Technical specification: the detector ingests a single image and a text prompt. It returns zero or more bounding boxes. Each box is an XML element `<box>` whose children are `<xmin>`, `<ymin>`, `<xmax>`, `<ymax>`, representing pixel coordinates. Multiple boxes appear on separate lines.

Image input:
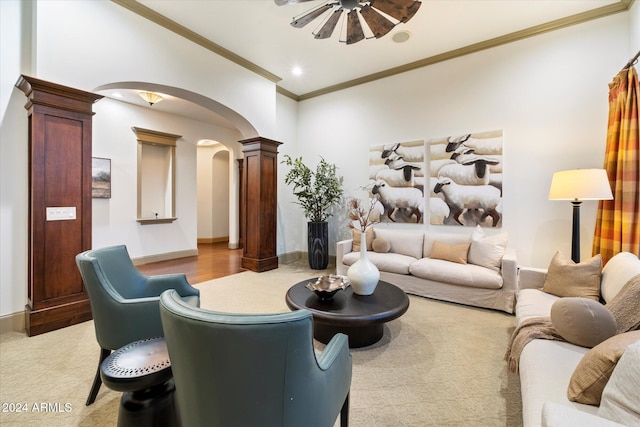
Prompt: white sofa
<box><xmin>336</xmin><ymin>226</ymin><xmax>518</xmax><ymax>313</ymax></box>
<box><xmin>516</xmin><ymin>252</ymin><xmax>640</xmax><ymax>427</ymax></box>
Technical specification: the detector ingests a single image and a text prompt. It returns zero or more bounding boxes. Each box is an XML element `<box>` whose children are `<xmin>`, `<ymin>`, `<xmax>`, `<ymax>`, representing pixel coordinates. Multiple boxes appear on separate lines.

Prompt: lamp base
<box><xmin>571</xmin><ymin>201</ymin><xmax>582</xmax><ymax>263</ymax></box>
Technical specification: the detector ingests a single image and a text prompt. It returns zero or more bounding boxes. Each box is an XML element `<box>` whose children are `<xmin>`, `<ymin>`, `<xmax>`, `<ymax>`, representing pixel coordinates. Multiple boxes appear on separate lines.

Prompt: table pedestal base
<box><xmin>315</xmin><ymin>323</ymin><xmax>384</xmax><ymax>348</ymax></box>
<box><xmin>118</xmin><ymin>378</ymin><xmax>178</xmax><ymax>427</ymax></box>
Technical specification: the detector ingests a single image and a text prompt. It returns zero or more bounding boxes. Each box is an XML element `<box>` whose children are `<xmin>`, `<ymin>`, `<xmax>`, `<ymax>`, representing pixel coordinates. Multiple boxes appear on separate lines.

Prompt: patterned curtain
<box><xmin>593</xmin><ymin>65</ymin><xmax>640</xmax><ymax>264</ymax></box>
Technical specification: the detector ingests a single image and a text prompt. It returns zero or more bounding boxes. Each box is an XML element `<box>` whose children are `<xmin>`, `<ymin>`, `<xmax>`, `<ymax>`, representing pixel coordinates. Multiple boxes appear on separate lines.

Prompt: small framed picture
<box><xmin>92</xmin><ymin>157</ymin><xmax>111</xmax><ymax>198</ymax></box>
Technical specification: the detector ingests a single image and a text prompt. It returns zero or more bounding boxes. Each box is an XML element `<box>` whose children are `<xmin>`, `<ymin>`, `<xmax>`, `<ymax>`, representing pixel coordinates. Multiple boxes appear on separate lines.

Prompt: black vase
<box><xmin>307</xmin><ymin>221</ymin><xmax>329</xmax><ymax>270</ymax></box>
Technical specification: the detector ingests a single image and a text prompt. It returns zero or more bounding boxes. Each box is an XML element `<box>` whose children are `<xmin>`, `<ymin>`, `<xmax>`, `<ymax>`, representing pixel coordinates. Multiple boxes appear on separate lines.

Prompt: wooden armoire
<box><xmin>16</xmin><ymin>75</ymin><xmax>103</xmax><ymax>336</ymax></box>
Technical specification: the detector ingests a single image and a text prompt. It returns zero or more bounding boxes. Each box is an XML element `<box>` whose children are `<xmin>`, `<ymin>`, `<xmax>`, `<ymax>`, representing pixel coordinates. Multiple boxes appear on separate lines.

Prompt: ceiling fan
<box><xmin>275</xmin><ymin>0</ymin><xmax>422</xmax><ymax>45</ymax></box>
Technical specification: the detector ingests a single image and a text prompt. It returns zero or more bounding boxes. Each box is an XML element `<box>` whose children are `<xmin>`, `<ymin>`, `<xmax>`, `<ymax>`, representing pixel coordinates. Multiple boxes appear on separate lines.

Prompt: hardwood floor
<box><xmin>136</xmin><ymin>242</ymin><xmax>245</xmax><ymax>284</ymax></box>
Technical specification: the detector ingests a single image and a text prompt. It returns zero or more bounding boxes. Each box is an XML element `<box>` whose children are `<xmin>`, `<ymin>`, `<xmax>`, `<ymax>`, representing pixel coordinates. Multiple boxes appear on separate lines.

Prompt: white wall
<box><xmin>297</xmin><ymin>12</ymin><xmax>632</xmax><ymax>269</ymax></box>
<box><xmin>197</xmin><ymin>145</ymin><xmax>230</xmax><ymax>240</ymax></box>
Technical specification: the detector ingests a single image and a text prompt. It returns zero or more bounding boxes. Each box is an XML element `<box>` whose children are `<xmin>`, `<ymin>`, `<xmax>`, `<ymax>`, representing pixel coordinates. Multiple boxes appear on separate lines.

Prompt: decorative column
<box><xmin>16</xmin><ymin>75</ymin><xmax>103</xmax><ymax>336</ymax></box>
<box><xmin>239</xmin><ymin>137</ymin><xmax>282</xmax><ymax>272</ymax></box>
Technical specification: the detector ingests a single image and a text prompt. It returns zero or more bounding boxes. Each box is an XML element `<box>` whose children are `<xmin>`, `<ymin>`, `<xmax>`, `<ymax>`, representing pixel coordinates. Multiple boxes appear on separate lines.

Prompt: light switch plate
<box><xmin>46</xmin><ymin>207</ymin><xmax>76</xmax><ymax>221</ymax></box>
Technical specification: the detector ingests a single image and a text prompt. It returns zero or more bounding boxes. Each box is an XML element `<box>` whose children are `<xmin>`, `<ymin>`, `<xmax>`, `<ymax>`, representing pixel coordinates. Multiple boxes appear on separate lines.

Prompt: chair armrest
<box><xmin>519</xmin><ymin>267</ymin><xmax>547</xmax><ymax>290</ymax></box>
<box><xmin>316</xmin><ymin>333</ymin><xmax>350</xmax><ymax>371</ymax></box>
<box><xmin>145</xmin><ymin>274</ymin><xmax>200</xmax><ymax>297</ymax></box>
<box><xmin>500</xmin><ymin>247</ymin><xmax>518</xmax><ymax>293</ymax></box>
<box><xmin>97</xmin><ymin>296</ymin><xmax>166</xmax><ymax>348</ymax></box>
<box><xmin>336</xmin><ymin>240</ymin><xmax>353</xmax><ymax>276</ymax></box>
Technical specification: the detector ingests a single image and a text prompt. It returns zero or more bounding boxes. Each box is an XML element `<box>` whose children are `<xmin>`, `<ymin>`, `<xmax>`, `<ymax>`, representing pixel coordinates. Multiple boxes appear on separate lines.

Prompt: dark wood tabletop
<box><xmin>286</xmin><ymin>279</ymin><xmax>410</xmax><ymax>347</ymax></box>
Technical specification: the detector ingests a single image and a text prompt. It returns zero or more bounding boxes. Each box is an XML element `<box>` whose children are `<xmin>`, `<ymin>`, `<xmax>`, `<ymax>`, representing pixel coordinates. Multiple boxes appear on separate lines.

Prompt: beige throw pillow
<box><xmin>467</xmin><ymin>225</ymin><xmax>509</xmax><ymax>271</ymax></box>
<box><xmin>567</xmin><ymin>331</ymin><xmax>640</xmax><ymax>405</ymax></box>
<box><xmin>597</xmin><ymin>341</ymin><xmax>640</xmax><ymax>425</ymax></box>
<box><xmin>429</xmin><ymin>241</ymin><xmax>470</xmax><ymax>264</ymax></box>
<box><xmin>372</xmin><ymin>237</ymin><xmax>390</xmax><ymax>253</ymax></box>
<box><xmin>550</xmin><ymin>297</ymin><xmax>617</xmax><ymax>348</ymax></box>
<box><xmin>542</xmin><ymin>252</ymin><xmax>602</xmax><ymax>300</ymax></box>
<box><xmin>605</xmin><ymin>274</ymin><xmax>640</xmax><ymax>333</ymax></box>
<box><xmin>352</xmin><ymin>228</ymin><xmax>373</xmax><ymax>252</ymax></box>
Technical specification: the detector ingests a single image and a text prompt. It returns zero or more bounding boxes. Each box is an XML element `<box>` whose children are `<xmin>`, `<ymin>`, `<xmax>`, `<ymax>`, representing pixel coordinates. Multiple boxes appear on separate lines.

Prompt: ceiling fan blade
<box><xmin>275</xmin><ymin>0</ymin><xmax>317</xmax><ymax>5</ymax></box>
<box><xmin>291</xmin><ymin>4</ymin><xmax>333</xmax><ymax>28</ymax></box>
<box><xmin>314</xmin><ymin>9</ymin><xmax>342</xmax><ymax>39</ymax></box>
<box><xmin>346</xmin><ymin>9</ymin><xmax>365</xmax><ymax>45</ymax></box>
<box><xmin>371</xmin><ymin>0</ymin><xmax>421</xmax><ymax>23</ymax></box>
<box><xmin>359</xmin><ymin>4</ymin><xmax>395</xmax><ymax>38</ymax></box>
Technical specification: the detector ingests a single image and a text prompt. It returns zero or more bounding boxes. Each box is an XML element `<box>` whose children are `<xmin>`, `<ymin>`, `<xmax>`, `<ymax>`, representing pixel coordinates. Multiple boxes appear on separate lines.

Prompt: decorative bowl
<box><xmin>306</xmin><ymin>275</ymin><xmax>349</xmax><ymax>302</ymax></box>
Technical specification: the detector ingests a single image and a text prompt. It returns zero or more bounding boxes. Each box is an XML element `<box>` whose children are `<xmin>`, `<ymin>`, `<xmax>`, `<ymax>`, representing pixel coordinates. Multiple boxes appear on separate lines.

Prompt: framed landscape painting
<box><xmin>92</xmin><ymin>157</ymin><xmax>111</xmax><ymax>199</ymax></box>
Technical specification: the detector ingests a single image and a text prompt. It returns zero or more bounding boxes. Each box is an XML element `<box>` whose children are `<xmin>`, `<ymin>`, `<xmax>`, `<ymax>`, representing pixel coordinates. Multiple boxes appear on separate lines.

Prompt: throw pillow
<box><xmin>467</xmin><ymin>225</ymin><xmax>509</xmax><ymax>271</ymax></box>
<box><xmin>567</xmin><ymin>331</ymin><xmax>640</xmax><ymax>405</ymax></box>
<box><xmin>542</xmin><ymin>251</ymin><xmax>602</xmax><ymax>300</ymax></box>
<box><xmin>429</xmin><ymin>241</ymin><xmax>470</xmax><ymax>264</ymax></box>
<box><xmin>550</xmin><ymin>297</ymin><xmax>617</xmax><ymax>348</ymax></box>
<box><xmin>605</xmin><ymin>274</ymin><xmax>640</xmax><ymax>334</ymax></box>
<box><xmin>352</xmin><ymin>228</ymin><xmax>373</xmax><ymax>252</ymax></box>
<box><xmin>372</xmin><ymin>237</ymin><xmax>390</xmax><ymax>253</ymax></box>
<box><xmin>598</xmin><ymin>341</ymin><xmax>640</xmax><ymax>425</ymax></box>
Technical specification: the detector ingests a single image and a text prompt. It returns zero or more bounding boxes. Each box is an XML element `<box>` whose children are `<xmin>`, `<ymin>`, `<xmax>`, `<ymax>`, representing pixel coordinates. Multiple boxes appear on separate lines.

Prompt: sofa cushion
<box><xmin>374</xmin><ymin>228</ymin><xmax>423</xmax><ymax>259</ymax></box>
<box><xmin>600</xmin><ymin>252</ymin><xmax>640</xmax><ymax>303</ymax></box>
<box><xmin>341</xmin><ymin>251</ymin><xmax>415</xmax><ymax>275</ymax></box>
<box><xmin>409</xmin><ymin>258</ymin><xmax>503</xmax><ymax>289</ymax></box>
<box><xmin>352</xmin><ymin>228</ymin><xmax>373</xmax><ymax>252</ymax></box>
<box><xmin>597</xmin><ymin>340</ymin><xmax>640</xmax><ymax>425</ymax></box>
<box><xmin>550</xmin><ymin>298</ymin><xmax>617</xmax><ymax>348</ymax></box>
<box><xmin>515</xmin><ymin>288</ymin><xmax>560</xmax><ymax>325</ymax></box>
<box><xmin>429</xmin><ymin>241</ymin><xmax>470</xmax><ymax>264</ymax></box>
<box><xmin>468</xmin><ymin>225</ymin><xmax>509</xmax><ymax>271</ymax></box>
<box><xmin>423</xmin><ymin>232</ymin><xmax>470</xmax><ymax>258</ymax></box>
<box><xmin>542</xmin><ymin>252</ymin><xmax>602</xmax><ymax>301</ymax></box>
<box><xmin>372</xmin><ymin>237</ymin><xmax>390</xmax><ymax>253</ymax></box>
<box><xmin>568</xmin><ymin>331</ymin><xmax>640</xmax><ymax>406</ymax></box>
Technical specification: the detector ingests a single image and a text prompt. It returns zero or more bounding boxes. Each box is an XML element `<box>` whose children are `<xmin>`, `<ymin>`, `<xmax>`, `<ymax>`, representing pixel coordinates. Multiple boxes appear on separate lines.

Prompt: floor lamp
<box><xmin>549</xmin><ymin>169</ymin><xmax>613</xmax><ymax>263</ymax></box>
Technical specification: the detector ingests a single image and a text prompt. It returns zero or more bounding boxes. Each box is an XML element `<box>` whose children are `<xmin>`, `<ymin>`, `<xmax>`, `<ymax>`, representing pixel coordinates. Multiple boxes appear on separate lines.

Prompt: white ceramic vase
<box><xmin>347</xmin><ymin>231</ymin><xmax>380</xmax><ymax>296</ymax></box>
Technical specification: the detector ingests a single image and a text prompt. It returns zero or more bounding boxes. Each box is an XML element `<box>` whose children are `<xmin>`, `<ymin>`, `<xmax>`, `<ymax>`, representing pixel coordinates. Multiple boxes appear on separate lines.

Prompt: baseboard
<box><xmin>197</xmin><ymin>236</ymin><xmax>229</xmax><ymax>244</ymax></box>
<box><xmin>131</xmin><ymin>249</ymin><xmax>199</xmax><ymax>266</ymax></box>
<box><xmin>0</xmin><ymin>311</ymin><xmax>25</xmax><ymax>334</ymax></box>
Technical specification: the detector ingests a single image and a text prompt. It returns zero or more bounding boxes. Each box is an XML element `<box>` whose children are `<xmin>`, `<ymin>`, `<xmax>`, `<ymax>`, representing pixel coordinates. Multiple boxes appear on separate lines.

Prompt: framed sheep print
<box><xmin>92</xmin><ymin>157</ymin><xmax>111</xmax><ymax>199</ymax></box>
<box><xmin>369</xmin><ymin>140</ymin><xmax>425</xmax><ymax>224</ymax></box>
<box><xmin>428</xmin><ymin>130</ymin><xmax>503</xmax><ymax>227</ymax></box>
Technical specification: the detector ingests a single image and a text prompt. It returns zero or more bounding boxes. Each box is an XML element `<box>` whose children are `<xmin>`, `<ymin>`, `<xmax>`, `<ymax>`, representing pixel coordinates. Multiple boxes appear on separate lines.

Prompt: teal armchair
<box><xmin>159</xmin><ymin>289</ymin><xmax>352</xmax><ymax>427</ymax></box>
<box><xmin>76</xmin><ymin>245</ymin><xmax>199</xmax><ymax>405</ymax></box>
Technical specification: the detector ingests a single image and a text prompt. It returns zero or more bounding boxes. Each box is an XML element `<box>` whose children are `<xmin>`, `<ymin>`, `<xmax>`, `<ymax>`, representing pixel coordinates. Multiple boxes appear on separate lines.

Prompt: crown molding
<box><xmin>112</xmin><ymin>0</ymin><xmax>633</xmax><ymax>102</ymax></box>
<box><xmin>111</xmin><ymin>0</ymin><xmax>282</xmax><ymax>84</ymax></box>
<box><xmin>297</xmin><ymin>0</ymin><xmax>634</xmax><ymax>100</ymax></box>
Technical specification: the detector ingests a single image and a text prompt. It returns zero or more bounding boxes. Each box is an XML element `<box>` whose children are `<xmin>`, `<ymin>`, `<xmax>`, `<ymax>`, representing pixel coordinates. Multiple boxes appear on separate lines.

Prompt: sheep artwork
<box><xmin>438</xmin><ymin>154</ymin><xmax>501</xmax><ymax>186</ymax></box>
<box><xmin>428</xmin><ymin>130</ymin><xmax>503</xmax><ymax>226</ymax></box>
<box><xmin>371</xmin><ymin>180</ymin><xmax>423</xmax><ymax>223</ymax></box>
<box><xmin>433</xmin><ymin>177</ymin><xmax>501</xmax><ymax>227</ymax></box>
<box><xmin>381</xmin><ymin>142</ymin><xmax>425</xmax><ymax>163</ymax></box>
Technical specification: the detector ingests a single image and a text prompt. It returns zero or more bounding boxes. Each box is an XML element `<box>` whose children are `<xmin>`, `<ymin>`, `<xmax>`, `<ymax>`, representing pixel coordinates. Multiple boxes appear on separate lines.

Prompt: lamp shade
<box><xmin>548</xmin><ymin>169</ymin><xmax>613</xmax><ymax>201</ymax></box>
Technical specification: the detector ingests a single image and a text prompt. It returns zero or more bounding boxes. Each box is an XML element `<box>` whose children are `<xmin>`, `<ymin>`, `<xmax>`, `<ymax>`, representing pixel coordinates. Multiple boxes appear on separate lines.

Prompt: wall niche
<box><xmin>132</xmin><ymin>127</ymin><xmax>180</xmax><ymax>224</ymax></box>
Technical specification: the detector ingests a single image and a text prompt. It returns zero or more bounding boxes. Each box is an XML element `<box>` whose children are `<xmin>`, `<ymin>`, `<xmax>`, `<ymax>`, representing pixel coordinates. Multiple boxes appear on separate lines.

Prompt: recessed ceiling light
<box><xmin>292</xmin><ymin>66</ymin><xmax>303</xmax><ymax>76</ymax></box>
<box><xmin>112</xmin><ymin>92</ymin><xmax>124</xmax><ymax>98</ymax></box>
<box><xmin>392</xmin><ymin>31</ymin><xmax>411</xmax><ymax>43</ymax></box>
<box><xmin>198</xmin><ymin>139</ymin><xmax>220</xmax><ymax>146</ymax></box>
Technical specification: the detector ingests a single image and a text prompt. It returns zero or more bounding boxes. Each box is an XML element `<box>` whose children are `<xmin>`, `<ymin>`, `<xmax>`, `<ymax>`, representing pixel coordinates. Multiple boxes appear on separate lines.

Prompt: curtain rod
<box><xmin>622</xmin><ymin>50</ymin><xmax>640</xmax><ymax>70</ymax></box>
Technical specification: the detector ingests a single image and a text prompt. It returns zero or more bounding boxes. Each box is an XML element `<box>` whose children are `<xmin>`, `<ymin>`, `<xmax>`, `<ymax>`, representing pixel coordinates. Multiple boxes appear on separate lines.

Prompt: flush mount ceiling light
<box><xmin>139</xmin><ymin>91</ymin><xmax>163</xmax><ymax>106</ymax></box>
<box><xmin>275</xmin><ymin>0</ymin><xmax>421</xmax><ymax>45</ymax></box>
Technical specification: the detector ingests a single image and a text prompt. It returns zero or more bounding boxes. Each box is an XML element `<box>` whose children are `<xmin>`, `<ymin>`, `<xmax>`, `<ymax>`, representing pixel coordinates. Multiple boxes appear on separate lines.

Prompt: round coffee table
<box><xmin>286</xmin><ymin>279</ymin><xmax>409</xmax><ymax>348</ymax></box>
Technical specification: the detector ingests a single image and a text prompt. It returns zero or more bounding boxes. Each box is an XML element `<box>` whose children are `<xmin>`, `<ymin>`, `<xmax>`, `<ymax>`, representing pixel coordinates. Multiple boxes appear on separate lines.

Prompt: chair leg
<box><xmin>340</xmin><ymin>393</ymin><xmax>349</xmax><ymax>427</ymax></box>
<box><xmin>86</xmin><ymin>348</ymin><xmax>111</xmax><ymax>406</ymax></box>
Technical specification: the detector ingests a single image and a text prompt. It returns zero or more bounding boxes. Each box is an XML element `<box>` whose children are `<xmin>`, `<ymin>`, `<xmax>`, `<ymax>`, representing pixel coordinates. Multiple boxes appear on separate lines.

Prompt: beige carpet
<box><xmin>0</xmin><ymin>262</ymin><xmax>522</xmax><ymax>426</ymax></box>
